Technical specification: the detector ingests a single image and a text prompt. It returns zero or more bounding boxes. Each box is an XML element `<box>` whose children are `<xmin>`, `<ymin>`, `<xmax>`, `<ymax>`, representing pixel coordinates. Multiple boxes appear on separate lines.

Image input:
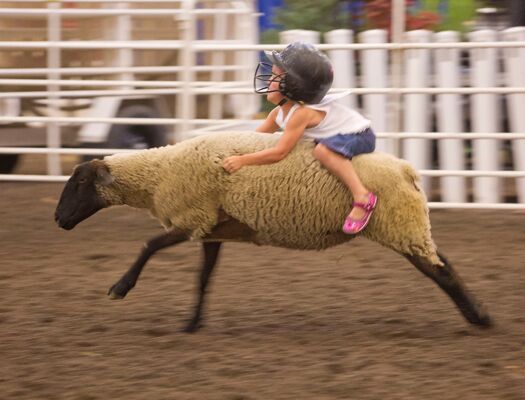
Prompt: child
<box><xmin>222</xmin><ymin>42</ymin><xmax>377</xmax><ymax>234</ymax></box>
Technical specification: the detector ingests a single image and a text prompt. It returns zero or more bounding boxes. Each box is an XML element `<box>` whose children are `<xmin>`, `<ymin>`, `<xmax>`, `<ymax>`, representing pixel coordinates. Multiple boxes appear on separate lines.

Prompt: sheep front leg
<box><xmin>403</xmin><ymin>251</ymin><xmax>492</xmax><ymax>327</ymax></box>
<box><xmin>181</xmin><ymin>216</ymin><xmax>251</xmax><ymax>332</ymax></box>
<box><xmin>182</xmin><ymin>241</ymin><xmax>222</xmax><ymax>333</ymax></box>
<box><xmin>108</xmin><ymin>229</ymin><xmax>188</xmax><ymax>299</ymax></box>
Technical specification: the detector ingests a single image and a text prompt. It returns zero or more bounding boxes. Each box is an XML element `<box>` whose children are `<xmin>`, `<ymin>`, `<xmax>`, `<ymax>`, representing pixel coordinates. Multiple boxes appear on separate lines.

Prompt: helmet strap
<box><xmin>278</xmin><ymin>98</ymin><xmax>288</xmax><ymax>107</ymax></box>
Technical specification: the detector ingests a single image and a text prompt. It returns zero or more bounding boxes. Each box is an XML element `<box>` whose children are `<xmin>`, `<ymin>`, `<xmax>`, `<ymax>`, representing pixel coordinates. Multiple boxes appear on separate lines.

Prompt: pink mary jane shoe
<box><xmin>342</xmin><ymin>192</ymin><xmax>378</xmax><ymax>235</ymax></box>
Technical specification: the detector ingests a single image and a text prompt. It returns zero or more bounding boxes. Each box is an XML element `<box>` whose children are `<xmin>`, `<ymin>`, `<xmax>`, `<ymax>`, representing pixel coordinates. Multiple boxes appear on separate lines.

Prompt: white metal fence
<box><xmin>0</xmin><ymin>2</ymin><xmax>524</xmax><ymax>210</ymax></box>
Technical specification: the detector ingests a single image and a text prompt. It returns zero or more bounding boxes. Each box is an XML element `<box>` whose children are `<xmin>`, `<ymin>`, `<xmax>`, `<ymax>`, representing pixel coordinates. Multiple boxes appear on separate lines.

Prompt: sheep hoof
<box><xmin>181</xmin><ymin>320</ymin><xmax>202</xmax><ymax>333</ymax></box>
<box><xmin>479</xmin><ymin>315</ymin><xmax>493</xmax><ymax>328</ymax></box>
<box><xmin>108</xmin><ymin>291</ymin><xmax>124</xmax><ymax>300</ymax></box>
<box><xmin>107</xmin><ymin>280</ymin><xmax>132</xmax><ymax>300</ymax></box>
<box><xmin>468</xmin><ymin>309</ymin><xmax>493</xmax><ymax>328</ymax></box>
<box><xmin>460</xmin><ymin>301</ymin><xmax>493</xmax><ymax>328</ymax></box>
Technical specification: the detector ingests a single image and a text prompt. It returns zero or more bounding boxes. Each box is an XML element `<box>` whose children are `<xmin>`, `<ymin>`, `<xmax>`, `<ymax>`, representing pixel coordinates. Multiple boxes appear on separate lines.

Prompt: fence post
<box><xmin>176</xmin><ymin>0</ymin><xmax>197</xmax><ymax>143</ymax></box>
<box><xmin>434</xmin><ymin>31</ymin><xmax>466</xmax><ymax>203</ymax></box>
<box><xmin>403</xmin><ymin>30</ymin><xmax>432</xmax><ymax>195</ymax></box>
<box><xmin>468</xmin><ymin>29</ymin><xmax>501</xmax><ymax>203</ymax></box>
<box><xmin>324</xmin><ymin>29</ymin><xmax>355</xmax><ymax>108</ymax></box>
<box><xmin>230</xmin><ymin>1</ymin><xmax>259</xmax><ymax>120</ymax></box>
<box><xmin>359</xmin><ymin>29</ymin><xmax>391</xmax><ymax>154</ymax></box>
<box><xmin>46</xmin><ymin>1</ymin><xmax>62</xmax><ymax>176</ymax></box>
<box><xmin>502</xmin><ymin>27</ymin><xmax>525</xmax><ymax>203</ymax></box>
<box><xmin>279</xmin><ymin>29</ymin><xmax>320</xmax><ymax>45</ymax></box>
<box><xmin>113</xmin><ymin>2</ymin><xmax>133</xmax><ymax>87</ymax></box>
<box><xmin>209</xmin><ymin>12</ymin><xmax>228</xmax><ymax>119</ymax></box>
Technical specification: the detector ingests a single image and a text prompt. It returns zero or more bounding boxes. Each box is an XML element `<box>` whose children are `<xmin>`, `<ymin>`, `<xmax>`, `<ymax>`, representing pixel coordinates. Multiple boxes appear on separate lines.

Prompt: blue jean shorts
<box><xmin>314</xmin><ymin>127</ymin><xmax>376</xmax><ymax>159</ymax></box>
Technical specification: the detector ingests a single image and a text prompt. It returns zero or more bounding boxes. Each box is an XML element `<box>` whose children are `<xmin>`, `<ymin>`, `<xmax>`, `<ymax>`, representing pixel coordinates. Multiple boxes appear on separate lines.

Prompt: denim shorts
<box><xmin>314</xmin><ymin>127</ymin><xmax>376</xmax><ymax>159</ymax></box>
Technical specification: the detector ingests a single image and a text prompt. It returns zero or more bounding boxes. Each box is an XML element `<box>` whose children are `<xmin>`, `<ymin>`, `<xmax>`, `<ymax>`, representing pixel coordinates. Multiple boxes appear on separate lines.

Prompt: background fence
<box><xmin>0</xmin><ymin>1</ymin><xmax>524</xmax><ymax>210</ymax></box>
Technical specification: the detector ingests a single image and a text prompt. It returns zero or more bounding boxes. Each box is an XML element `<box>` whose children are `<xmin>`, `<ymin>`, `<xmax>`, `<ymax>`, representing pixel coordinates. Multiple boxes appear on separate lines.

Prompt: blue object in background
<box><xmin>347</xmin><ymin>0</ymin><xmax>365</xmax><ymax>31</ymax></box>
<box><xmin>257</xmin><ymin>0</ymin><xmax>284</xmax><ymax>31</ymax></box>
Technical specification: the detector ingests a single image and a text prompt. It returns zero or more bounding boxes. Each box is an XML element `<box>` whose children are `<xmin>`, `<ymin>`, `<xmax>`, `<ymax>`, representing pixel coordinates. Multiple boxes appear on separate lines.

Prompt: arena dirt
<box><xmin>1</xmin><ymin>156</ymin><xmax>524</xmax><ymax>399</ymax></box>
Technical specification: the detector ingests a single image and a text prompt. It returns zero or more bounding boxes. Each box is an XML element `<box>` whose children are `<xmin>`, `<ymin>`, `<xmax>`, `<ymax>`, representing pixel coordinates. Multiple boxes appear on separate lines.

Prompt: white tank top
<box><xmin>275</xmin><ymin>91</ymin><xmax>371</xmax><ymax>140</ymax></box>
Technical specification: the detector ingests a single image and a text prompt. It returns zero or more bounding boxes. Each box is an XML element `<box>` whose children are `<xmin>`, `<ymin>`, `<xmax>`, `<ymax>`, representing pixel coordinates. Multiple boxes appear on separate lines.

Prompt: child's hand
<box><xmin>223</xmin><ymin>155</ymin><xmax>245</xmax><ymax>173</ymax></box>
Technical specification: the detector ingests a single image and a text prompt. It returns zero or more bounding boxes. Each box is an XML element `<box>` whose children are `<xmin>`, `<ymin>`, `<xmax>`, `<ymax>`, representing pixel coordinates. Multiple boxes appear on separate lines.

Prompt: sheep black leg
<box><xmin>182</xmin><ymin>241</ymin><xmax>222</xmax><ymax>333</ymax></box>
<box><xmin>108</xmin><ymin>229</ymin><xmax>188</xmax><ymax>299</ymax></box>
<box><xmin>403</xmin><ymin>251</ymin><xmax>492</xmax><ymax>327</ymax></box>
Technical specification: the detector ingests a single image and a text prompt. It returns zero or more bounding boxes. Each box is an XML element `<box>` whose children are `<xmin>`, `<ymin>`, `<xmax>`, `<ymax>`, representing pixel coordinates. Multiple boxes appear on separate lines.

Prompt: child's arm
<box><xmin>223</xmin><ymin>107</ymin><xmax>310</xmax><ymax>173</ymax></box>
<box><xmin>255</xmin><ymin>107</ymin><xmax>280</xmax><ymax>133</ymax></box>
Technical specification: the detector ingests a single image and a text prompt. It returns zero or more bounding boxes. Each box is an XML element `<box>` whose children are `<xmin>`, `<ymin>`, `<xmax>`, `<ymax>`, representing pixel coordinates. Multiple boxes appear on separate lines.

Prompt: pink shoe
<box><xmin>342</xmin><ymin>192</ymin><xmax>378</xmax><ymax>234</ymax></box>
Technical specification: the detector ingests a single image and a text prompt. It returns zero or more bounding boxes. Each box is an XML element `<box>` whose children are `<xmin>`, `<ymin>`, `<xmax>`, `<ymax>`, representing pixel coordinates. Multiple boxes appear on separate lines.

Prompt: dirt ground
<box><xmin>1</xmin><ymin>157</ymin><xmax>525</xmax><ymax>400</ymax></box>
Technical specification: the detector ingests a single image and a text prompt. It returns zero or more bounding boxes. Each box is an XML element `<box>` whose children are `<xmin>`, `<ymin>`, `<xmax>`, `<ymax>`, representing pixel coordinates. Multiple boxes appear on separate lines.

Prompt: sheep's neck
<box><xmin>105</xmin><ymin>154</ymin><xmax>161</xmax><ymax>210</ymax></box>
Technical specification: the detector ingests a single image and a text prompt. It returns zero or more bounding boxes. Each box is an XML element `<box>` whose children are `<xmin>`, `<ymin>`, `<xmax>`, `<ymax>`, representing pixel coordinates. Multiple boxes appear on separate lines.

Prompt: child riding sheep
<box><xmin>223</xmin><ymin>42</ymin><xmax>377</xmax><ymax>234</ymax></box>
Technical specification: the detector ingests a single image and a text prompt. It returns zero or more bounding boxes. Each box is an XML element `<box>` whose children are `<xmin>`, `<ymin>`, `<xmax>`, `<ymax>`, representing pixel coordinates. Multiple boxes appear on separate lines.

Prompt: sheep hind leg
<box><xmin>403</xmin><ymin>251</ymin><xmax>493</xmax><ymax>327</ymax></box>
<box><xmin>182</xmin><ymin>242</ymin><xmax>222</xmax><ymax>333</ymax></box>
<box><xmin>108</xmin><ymin>229</ymin><xmax>188</xmax><ymax>300</ymax></box>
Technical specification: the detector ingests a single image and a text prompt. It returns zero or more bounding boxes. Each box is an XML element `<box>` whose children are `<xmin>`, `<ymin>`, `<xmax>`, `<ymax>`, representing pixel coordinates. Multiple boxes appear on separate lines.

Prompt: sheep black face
<box><xmin>55</xmin><ymin>160</ymin><xmax>114</xmax><ymax>230</ymax></box>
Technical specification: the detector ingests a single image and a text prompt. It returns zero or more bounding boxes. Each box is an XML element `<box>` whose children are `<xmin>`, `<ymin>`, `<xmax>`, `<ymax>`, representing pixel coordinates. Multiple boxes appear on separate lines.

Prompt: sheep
<box><xmin>55</xmin><ymin>131</ymin><xmax>492</xmax><ymax>332</ymax></box>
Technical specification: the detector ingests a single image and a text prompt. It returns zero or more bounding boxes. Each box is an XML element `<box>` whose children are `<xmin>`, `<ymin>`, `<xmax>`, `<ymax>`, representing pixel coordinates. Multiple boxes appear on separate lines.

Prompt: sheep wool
<box><xmin>100</xmin><ymin>132</ymin><xmax>440</xmax><ymax>264</ymax></box>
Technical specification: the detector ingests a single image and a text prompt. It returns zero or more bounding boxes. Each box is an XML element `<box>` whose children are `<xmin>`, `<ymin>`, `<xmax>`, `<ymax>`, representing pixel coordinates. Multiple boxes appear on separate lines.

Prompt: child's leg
<box><xmin>313</xmin><ymin>143</ymin><xmax>375</xmax><ymax>224</ymax></box>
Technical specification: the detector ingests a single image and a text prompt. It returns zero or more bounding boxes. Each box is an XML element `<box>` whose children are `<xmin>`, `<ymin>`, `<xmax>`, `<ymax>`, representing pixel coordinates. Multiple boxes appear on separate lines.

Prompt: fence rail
<box><xmin>0</xmin><ymin>8</ymin><xmax>255</xmax><ymax>17</ymax></box>
<box><xmin>2</xmin><ymin>131</ymin><xmax>525</xmax><ymax>141</ymax></box>
<box><xmin>9</xmin><ymin>0</ymin><xmax>216</xmax><ymax>3</ymax></box>
<box><xmin>2</xmin><ymin>87</ymin><xmax>525</xmax><ymax>99</ymax></box>
<box><xmin>0</xmin><ymin>65</ymin><xmax>243</xmax><ymax>76</ymax></box>
<box><xmin>0</xmin><ymin>40</ymin><xmax>524</xmax><ymax>50</ymax></box>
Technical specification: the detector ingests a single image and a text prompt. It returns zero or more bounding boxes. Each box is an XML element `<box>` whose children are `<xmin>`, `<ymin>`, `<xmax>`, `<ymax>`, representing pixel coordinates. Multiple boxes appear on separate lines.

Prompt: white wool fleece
<box><xmin>99</xmin><ymin>132</ymin><xmax>440</xmax><ymax>264</ymax></box>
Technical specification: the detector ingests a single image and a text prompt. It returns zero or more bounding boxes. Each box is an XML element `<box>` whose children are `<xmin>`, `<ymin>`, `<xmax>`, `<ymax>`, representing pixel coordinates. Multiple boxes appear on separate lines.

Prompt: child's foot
<box><xmin>342</xmin><ymin>192</ymin><xmax>378</xmax><ymax>234</ymax></box>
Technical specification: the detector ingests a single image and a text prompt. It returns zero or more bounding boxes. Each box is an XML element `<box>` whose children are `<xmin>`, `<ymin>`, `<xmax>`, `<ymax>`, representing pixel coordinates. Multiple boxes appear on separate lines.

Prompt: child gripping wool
<box><xmin>222</xmin><ymin>42</ymin><xmax>377</xmax><ymax>234</ymax></box>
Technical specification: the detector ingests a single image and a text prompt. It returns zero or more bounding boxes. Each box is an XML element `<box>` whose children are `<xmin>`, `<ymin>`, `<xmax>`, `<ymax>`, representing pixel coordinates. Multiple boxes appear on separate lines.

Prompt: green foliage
<box><xmin>420</xmin><ymin>0</ymin><xmax>477</xmax><ymax>32</ymax></box>
<box><xmin>272</xmin><ymin>0</ymin><xmax>350</xmax><ymax>34</ymax></box>
<box><xmin>260</xmin><ymin>29</ymin><xmax>280</xmax><ymax>45</ymax></box>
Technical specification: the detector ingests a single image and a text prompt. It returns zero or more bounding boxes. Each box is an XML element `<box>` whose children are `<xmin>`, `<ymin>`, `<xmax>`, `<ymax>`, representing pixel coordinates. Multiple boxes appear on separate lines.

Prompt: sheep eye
<box><xmin>78</xmin><ymin>178</ymin><xmax>87</xmax><ymax>184</ymax></box>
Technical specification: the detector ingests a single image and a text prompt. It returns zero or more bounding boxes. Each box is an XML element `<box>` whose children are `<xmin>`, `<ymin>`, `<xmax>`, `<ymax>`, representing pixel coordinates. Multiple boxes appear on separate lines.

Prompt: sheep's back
<box><xmin>200</xmin><ymin>132</ymin><xmax>438</xmax><ymax>260</ymax></box>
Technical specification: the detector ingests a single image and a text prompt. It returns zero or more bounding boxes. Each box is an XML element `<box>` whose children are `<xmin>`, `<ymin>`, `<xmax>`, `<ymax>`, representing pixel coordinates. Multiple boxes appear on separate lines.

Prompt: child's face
<box><xmin>267</xmin><ymin>65</ymin><xmax>285</xmax><ymax>105</ymax></box>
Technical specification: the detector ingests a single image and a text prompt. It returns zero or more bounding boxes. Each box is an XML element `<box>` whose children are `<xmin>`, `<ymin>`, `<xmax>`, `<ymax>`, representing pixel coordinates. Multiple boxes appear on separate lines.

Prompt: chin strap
<box><xmin>278</xmin><ymin>98</ymin><xmax>288</xmax><ymax>107</ymax></box>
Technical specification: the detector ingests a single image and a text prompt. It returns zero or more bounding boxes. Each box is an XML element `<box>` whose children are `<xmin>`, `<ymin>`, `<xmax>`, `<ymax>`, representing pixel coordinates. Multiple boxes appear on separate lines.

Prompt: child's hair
<box><xmin>254</xmin><ymin>42</ymin><xmax>333</xmax><ymax>104</ymax></box>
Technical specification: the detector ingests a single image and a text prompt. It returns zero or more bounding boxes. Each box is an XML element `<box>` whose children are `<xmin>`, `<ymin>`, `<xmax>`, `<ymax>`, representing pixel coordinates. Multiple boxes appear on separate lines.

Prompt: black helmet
<box><xmin>254</xmin><ymin>42</ymin><xmax>334</xmax><ymax>104</ymax></box>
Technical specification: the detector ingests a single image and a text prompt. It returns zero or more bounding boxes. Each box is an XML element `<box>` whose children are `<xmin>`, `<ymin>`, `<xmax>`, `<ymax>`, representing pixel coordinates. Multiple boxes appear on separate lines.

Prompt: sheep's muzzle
<box><xmin>55</xmin><ymin>160</ymin><xmax>111</xmax><ymax>230</ymax></box>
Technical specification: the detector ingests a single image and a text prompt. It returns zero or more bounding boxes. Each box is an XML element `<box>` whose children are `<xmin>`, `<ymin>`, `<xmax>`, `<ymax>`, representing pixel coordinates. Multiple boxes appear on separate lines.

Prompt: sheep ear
<box><xmin>92</xmin><ymin>160</ymin><xmax>114</xmax><ymax>186</ymax></box>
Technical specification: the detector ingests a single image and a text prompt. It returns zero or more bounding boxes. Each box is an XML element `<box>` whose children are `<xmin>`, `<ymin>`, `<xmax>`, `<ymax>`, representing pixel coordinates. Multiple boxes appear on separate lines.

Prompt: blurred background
<box><xmin>0</xmin><ymin>0</ymin><xmax>524</xmax><ymax>208</ymax></box>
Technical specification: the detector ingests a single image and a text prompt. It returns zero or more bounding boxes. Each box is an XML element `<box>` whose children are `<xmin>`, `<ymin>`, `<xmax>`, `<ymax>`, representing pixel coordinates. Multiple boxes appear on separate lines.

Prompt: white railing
<box><xmin>0</xmin><ymin>8</ymin><xmax>251</xmax><ymax>17</ymax></box>
<box><xmin>0</xmin><ymin>4</ymin><xmax>524</xmax><ymax>208</ymax></box>
<box><xmin>1</xmin><ymin>41</ymin><xmax>525</xmax><ymax>50</ymax></box>
<box><xmin>0</xmin><ymin>65</ymin><xmax>243</xmax><ymax>75</ymax></box>
<box><xmin>11</xmin><ymin>0</ymin><xmax>232</xmax><ymax>3</ymax></box>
